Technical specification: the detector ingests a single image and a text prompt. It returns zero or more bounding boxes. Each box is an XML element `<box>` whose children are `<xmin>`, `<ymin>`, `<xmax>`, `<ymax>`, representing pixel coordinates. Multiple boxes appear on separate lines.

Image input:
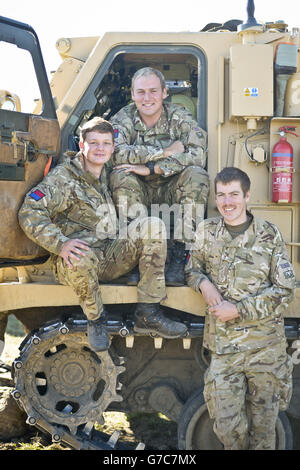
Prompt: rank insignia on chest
<box><xmin>29</xmin><ymin>189</ymin><xmax>46</xmax><ymax>201</ymax></box>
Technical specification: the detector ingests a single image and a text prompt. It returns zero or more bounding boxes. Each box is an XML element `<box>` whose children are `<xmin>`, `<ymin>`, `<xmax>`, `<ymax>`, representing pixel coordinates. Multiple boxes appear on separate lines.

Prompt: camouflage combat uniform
<box><xmin>186</xmin><ymin>214</ymin><xmax>295</xmax><ymax>449</ymax></box>
<box><xmin>18</xmin><ymin>152</ymin><xmax>167</xmax><ymax>321</ymax></box>
<box><xmin>110</xmin><ymin>102</ymin><xmax>210</xmax><ymax>244</ymax></box>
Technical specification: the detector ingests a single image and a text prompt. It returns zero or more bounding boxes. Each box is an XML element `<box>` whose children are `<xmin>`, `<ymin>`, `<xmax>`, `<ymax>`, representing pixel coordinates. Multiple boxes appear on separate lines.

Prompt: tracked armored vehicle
<box><xmin>1</xmin><ymin>0</ymin><xmax>300</xmax><ymax>449</ymax></box>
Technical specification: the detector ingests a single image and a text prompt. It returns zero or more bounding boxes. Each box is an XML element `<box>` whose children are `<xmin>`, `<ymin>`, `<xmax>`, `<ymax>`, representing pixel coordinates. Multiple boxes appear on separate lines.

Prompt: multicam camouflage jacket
<box><xmin>18</xmin><ymin>152</ymin><xmax>116</xmax><ymax>257</ymax></box>
<box><xmin>185</xmin><ymin>214</ymin><xmax>296</xmax><ymax>354</ymax></box>
<box><xmin>110</xmin><ymin>102</ymin><xmax>207</xmax><ymax>178</ymax></box>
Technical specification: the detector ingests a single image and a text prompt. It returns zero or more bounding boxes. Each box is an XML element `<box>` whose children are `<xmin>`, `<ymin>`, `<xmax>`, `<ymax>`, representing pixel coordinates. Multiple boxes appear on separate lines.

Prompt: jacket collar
<box><xmin>67</xmin><ymin>151</ymin><xmax>110</xmax><ymax>188</ymax></box>
<box><xmin>133</xmin><ymin>102</ymin><xmax>170</xmax><ymax>133</ymax></box>
<box><xmin>214</xmin><ymin>211</ymin><xmax>257</xmax><ymax>247</ymax></box>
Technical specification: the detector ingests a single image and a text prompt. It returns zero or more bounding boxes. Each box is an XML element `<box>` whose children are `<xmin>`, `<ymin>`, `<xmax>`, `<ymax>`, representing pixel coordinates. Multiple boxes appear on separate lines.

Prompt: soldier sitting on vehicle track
<box><xmin>185</xmin><ymin>166</ymin><xmax>295</xmax><ymax>450</ymax></box>
<box><xmin>18</xmin><ymin>117</ymin><xmax>187</xmax><ymax>353</ymax></box>
<box><xmin>110</xmin><ymin>67</ymin><xmax>210</xmax><ymax>286</ymax></box>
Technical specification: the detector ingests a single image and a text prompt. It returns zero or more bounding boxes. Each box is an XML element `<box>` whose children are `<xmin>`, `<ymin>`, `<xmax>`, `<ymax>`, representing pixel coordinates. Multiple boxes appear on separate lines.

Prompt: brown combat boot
<box><xmin>87</xmin><ymin>310</ymin><xmax>110</xmax><ymax>352</ymax></box>
<box><xmin>133</xmin><ymin>303</ymin><xmax>187</xmax><ymax>338</ymax></box>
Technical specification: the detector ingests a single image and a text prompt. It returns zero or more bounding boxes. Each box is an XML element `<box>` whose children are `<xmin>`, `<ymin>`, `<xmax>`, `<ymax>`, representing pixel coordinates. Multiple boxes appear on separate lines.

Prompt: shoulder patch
<box><xmin>114</xmin><ymin>128</ymin><xmax>119</xmax><ymax>138</ymax></box>
<box><xmin>185</xmin><ymin>251</ymin><xmax>191</xmax><ymax>265</ymax></box>
<box><xmin>284</xmin><ymin>270</ymin><xmax>295</xmax><ymax>280</ymax></box>
<box><xmin>29</xmin><ymin>189</ymin><xmax>46</xmax><ymax>201</ymax></box>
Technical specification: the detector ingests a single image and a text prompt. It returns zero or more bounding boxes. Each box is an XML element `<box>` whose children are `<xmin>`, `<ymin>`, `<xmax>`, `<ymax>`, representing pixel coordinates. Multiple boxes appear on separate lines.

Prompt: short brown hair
<box><xmin>214</xmin><ymin>167</ymin><xmax>251</xmax><ymax>196</ymax></box>
<box><xmin>131</xmin><ymin>67</ymin><xmax>166</xmax><ymax>91</ymax></box>
<box><xmin>80</xmin><ymin>117</ymin><xmax>114</xmax><ymax>142</ymax></box>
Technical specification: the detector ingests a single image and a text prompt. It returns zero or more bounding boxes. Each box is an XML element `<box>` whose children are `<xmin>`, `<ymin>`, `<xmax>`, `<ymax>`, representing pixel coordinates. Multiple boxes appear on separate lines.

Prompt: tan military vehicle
<box><xmin>1</xmin><ymin>0</ymin><xmax>300</xmax><ymax>450</ymax></box>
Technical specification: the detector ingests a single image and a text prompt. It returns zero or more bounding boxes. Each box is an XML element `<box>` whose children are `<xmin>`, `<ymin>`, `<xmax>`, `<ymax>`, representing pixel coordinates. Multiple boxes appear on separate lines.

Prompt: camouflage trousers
<box><xmin>55</xmin><ymin>216</ymin><xmax>167</xmax><ymax>321</ymax></box>
<box><xmin>110</xmin><ymin>166</ymin><xmax>210</xmax><ymax>246</ymax></box>
<box><xmin>203</xmin><ymin>342</ymin><xmax>293</xmax><ymax>450</ymax></box>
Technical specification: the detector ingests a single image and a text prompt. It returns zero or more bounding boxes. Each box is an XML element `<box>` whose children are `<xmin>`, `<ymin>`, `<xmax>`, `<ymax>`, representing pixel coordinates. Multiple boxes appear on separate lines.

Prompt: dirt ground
<box><xmin>0</xmin><ymin>321</ymin><xmax>178</xmax><ymax>451</ymax></box>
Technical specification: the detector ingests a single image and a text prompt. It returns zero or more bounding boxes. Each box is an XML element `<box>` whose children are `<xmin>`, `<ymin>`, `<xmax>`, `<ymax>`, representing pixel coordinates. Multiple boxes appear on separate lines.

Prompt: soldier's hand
<box><xmin>114</xmin><ymin>163</ymin><xmax>150</xmax><ymax>176</ymax></box>
<box><xmin>114</xmin><ymin>163</ymin><xmax>163</xmax><ymax>176</ymax></box>
<box><xmin>163</xmin><ymin>141</ymin><xmax>185</xmax><ymax>157</ymax></box>
<box><xmin>209</xmin><ymin>301</ymin><xmax>240</xmax><ymax>322</ymax></box>
<box><xmin>60</xmin><ymin>239</ymin><xmax>90</xmax><ymax>268</ymax></box>
<box><xmin>199</xmin><ymin>279</ymin><xmax>223</xmax><ymax>306</ymax></box>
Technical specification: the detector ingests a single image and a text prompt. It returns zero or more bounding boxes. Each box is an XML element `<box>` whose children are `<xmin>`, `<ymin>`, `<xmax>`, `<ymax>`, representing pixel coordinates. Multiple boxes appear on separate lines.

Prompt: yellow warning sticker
<box><xmin>244</xmin><ymin>87</ymin><xmax>258</xmax><ymax>97</ymax></box>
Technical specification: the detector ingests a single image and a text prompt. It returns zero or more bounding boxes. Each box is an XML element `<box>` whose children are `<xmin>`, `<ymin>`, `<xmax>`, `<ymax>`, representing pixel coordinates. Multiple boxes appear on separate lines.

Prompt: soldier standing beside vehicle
<box><xmin>18</xmin><ymin>117</ymin><xmax>187</xmax><ymax>353</ymax></box>
<box><xmin>185</xmin><ymin>166</ymin><xmax>295</xmax><ymax>450</ymax></box>
<box><xmin>110</xmin><ymin>67</ymin><xmax>209</xmax><ymax>286</ymax></box>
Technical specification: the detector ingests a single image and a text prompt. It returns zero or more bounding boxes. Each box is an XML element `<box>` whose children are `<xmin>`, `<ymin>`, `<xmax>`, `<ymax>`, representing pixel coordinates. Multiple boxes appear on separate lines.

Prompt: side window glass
<box><xmin>0</xmin><ymin>41</ymin><xmax>42</xmax><ymax>114</ymax></box>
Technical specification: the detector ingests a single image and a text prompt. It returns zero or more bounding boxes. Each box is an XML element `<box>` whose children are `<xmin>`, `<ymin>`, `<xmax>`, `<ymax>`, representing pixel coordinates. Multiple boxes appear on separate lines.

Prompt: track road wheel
<box><xmin>177</xmin><ymin>387</ymin><xmax>293</xmax><ymax>450</ymax></box>
<box><xmin>12</xmin><ymin>319</ymin><xmax>126</xmax><ymax>445</ymax></box>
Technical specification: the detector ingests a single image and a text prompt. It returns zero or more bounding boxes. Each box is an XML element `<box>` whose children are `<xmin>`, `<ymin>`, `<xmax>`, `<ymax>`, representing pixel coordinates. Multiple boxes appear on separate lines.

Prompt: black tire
<box><xmin>177</xmin><ymin>387</ymin><xmax>293</xmax><ymax>450</ymax></box>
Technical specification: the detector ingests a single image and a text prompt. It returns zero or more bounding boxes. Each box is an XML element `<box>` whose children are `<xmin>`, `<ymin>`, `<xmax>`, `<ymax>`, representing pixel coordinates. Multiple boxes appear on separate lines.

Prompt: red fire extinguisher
<box><xmin>271</xmin><ymin>126</ymin><xmax>298</xmax><ymax>203</ymax></box>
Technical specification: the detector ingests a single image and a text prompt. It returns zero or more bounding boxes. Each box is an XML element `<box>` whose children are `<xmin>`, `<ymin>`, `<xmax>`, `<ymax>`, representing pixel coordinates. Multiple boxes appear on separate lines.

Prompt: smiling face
<box><xmin>79</xmin><ymin>131</ymin><xmax>115</xmax><ymax>177</ymax></box>
<box><xmin>215</xmin><ymin>180</ymin><xmax>250</xmax><ymax>226</ymax></box>
<box><xmin>131</xmin><ymin>73</ymin><xmax>167</xmax><ymax>127</ymax></box>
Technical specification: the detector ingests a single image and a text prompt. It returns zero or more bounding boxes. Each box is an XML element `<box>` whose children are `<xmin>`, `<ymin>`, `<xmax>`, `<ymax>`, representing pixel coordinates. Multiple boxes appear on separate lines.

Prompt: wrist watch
<box><xmin>145</xmin><ymin>161</ymin><xmax>156</xmax><ymax>175</ymax></box>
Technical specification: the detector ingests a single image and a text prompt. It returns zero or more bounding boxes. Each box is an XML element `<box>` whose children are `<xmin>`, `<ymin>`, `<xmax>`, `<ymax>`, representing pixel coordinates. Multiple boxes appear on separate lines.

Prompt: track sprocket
<box><xmin>11</xmin><ymin>318</ymin><xmax>127</xmax><ymax>448</ymax></box>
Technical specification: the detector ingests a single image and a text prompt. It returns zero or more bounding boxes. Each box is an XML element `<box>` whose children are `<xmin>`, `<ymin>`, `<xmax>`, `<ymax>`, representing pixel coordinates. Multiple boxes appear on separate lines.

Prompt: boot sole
<box><xmin>133</xmin><ymin>325</ymin><xmax>187</xmax><ymax>339</ymax></box>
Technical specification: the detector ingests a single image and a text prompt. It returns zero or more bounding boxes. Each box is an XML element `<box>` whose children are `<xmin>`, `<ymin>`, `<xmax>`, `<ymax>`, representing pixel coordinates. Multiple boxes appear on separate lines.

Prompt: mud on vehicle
<box><xmin>1</xmin><ymin>0</ymin><xmax>300</xmax><ymax>449</ymax></box>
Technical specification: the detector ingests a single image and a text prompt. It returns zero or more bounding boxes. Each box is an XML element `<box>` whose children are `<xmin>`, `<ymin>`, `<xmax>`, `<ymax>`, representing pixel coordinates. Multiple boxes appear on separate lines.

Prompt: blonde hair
<box><xmin>131</xmin><ymin>67</ymin><xmax>166</xmax><ymax>91</ymax></box>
